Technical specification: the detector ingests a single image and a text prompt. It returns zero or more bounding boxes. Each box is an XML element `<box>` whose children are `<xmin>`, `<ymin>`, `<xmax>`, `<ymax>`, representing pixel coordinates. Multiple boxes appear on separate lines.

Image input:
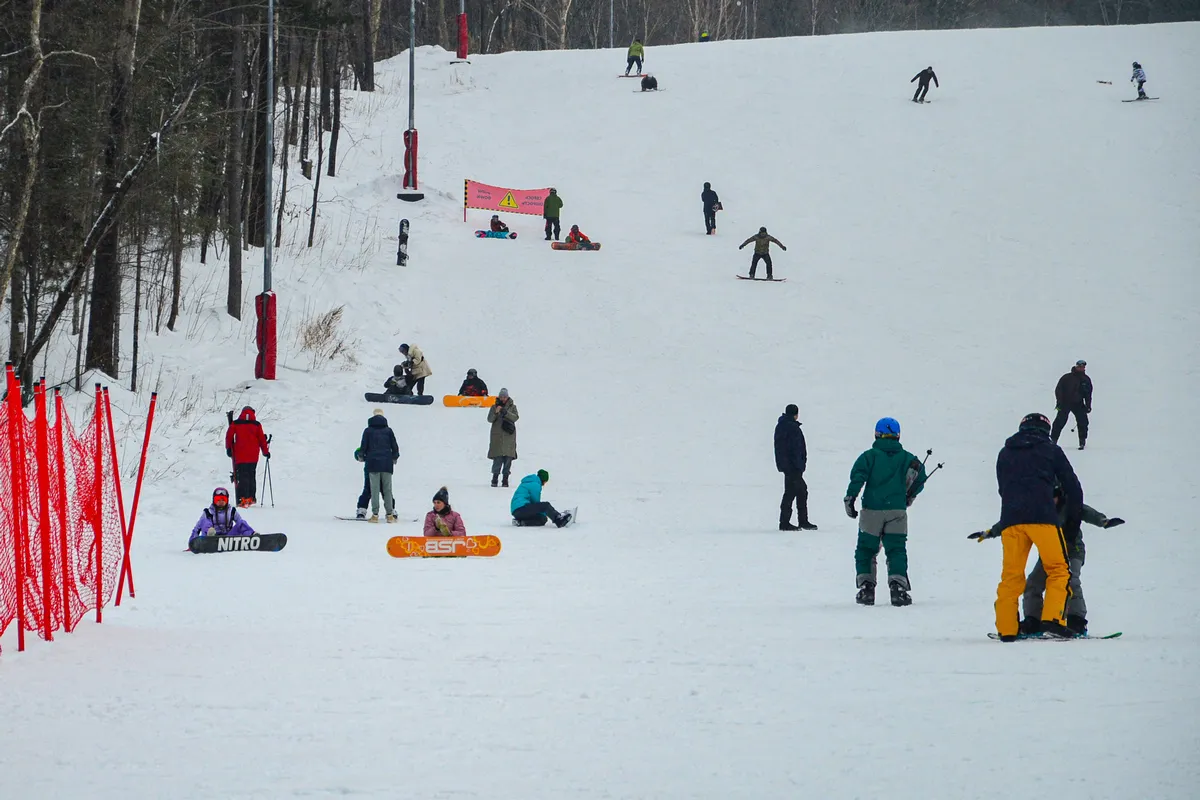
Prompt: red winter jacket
<box><xmin>225</xmin><ymin>407</ymin><xmax>270</xmax><ymax>464</ymax></box>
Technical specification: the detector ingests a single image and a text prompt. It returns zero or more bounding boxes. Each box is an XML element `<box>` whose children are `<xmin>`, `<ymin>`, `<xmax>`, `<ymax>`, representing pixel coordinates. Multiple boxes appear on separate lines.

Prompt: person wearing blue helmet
<box><xmin>844</xmin><ymin>417</ymin><xmax>928</xmax><ymax>606</ymax></box>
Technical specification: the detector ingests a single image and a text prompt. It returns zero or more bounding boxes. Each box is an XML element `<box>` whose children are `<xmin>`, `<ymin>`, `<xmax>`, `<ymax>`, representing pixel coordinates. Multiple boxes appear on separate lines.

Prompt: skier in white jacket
<box><xmin>1131</xmin><ymin>62</ymin><xmax>1147</xmax><ymax>99</ymax></box>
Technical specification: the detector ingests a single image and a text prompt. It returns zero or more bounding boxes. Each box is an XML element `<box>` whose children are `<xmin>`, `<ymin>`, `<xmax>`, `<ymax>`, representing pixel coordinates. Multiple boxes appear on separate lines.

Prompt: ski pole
<box><xmin>265</xmin><ymin>434</ymin><xmax>275</xmax><ymax>507</ymax></box>
<box><xmin>908</xmin><ymin>461</ymin><xmax>944</xmax><ymax>501</ymax></box>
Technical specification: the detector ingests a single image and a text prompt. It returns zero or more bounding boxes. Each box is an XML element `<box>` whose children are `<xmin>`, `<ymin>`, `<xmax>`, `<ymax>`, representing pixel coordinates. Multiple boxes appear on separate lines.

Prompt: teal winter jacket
<box><xmin>845</xmin><ymin>438</ymin><xmax>927</xmax><ymax>510</ymax></box>
<box><xmin>511</xmin><ymin>473</ymin><xmax>543</xmax><ymax>513</ymax></box>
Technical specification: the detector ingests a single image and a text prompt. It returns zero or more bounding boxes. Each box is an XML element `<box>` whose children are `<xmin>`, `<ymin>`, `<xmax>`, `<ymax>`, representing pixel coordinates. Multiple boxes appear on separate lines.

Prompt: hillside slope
<box><xmin>3</xmin><ymin>23</ymin><xmax>1199</xmax><ymax>799</ymax></box>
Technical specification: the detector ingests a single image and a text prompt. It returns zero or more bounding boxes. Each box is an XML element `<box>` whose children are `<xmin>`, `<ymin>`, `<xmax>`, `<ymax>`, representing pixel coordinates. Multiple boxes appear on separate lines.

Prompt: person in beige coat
<box><xmin>487</xmin><ymin>388</ymin><xmax>519</xmax><ymax>487</ymax></box>
<box><xmin>398</xmin><ymin>343</ymin><xmax>432</xmax><ymax>396</ymax></box>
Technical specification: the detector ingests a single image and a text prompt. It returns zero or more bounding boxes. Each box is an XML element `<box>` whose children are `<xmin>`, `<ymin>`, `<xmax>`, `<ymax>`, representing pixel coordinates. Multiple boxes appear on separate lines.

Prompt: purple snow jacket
<box><xmin>189</xmin><ymin>504</ymin><xmax>255</xmax><ymax>543</ymax></box>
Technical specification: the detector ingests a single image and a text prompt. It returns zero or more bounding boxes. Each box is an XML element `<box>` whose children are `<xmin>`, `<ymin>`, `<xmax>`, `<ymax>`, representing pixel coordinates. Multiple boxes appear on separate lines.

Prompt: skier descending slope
<box><xmin>844</xmin><ymin>418</ymin><xmax>927</xmax><ymax>607</ymax></box>
<box><xmin>992</xmin><ymin>413</ymin><xmax>1083</xmax><ymax>641</ymax></box>
<box><xmin>911</xmin><ymin>66</ymin><xmax>938</xmax><ymax>102</ymax></box>
<box><xmin>1131</xmin><ymin>62</ymin><xmax>1148</xmax><ymax>99</ymax></box>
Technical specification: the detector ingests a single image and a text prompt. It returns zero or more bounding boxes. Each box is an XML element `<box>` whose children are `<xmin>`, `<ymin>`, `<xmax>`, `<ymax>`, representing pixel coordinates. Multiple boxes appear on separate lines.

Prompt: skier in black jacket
<box><xmin>911</xmin><ymin>67</ymin><xmax>938</xmax><ymax>102</ymax></box>
<box><xmin>774</xmin><ymin>404</ymin><xmax>816</xmax><ymax>531</ymax></box>
<box><xmin>1051</xmin><ymin>360</ymin><xmax>1092</xmax><ymax>449</ymax></box>
<box><xmin>701</xmin><ymin>182</ymin><xmax>721</xmax><ymax>235</ymax></box>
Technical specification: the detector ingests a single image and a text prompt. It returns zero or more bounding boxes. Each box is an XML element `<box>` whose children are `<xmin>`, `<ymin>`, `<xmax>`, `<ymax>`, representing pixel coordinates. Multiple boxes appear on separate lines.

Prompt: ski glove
<box><xmin>1103</xmin><ymin>517</ymin><xmax>1125</xmax><ymax>528</ymax></box>
<box><xmin>843</xmin><ymin>496</ymin><xmax>858</xmax><ymax>519</ymax></box>
<box><xmin>226</xmin><ymin>448</ymin><xmax>232</xmax><ymax>457</ymax></box>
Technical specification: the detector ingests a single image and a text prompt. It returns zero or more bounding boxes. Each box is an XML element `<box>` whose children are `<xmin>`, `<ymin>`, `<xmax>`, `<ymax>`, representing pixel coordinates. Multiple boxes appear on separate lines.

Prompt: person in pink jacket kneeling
<box><xmin>424</xmin><ymin>486</ymin><xmax>467</xmax><ymax>537</ymax></box>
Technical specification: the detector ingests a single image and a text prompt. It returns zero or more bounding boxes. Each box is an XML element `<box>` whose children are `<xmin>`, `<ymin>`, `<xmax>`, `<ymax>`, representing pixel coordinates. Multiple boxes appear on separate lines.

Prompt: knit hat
<box><xmin>785</xmin><ymin>403</ymin><xmax>799</xmax><ymax>417</ymax></box>
<box><xmin>373</xmin><ymin>408</ymin><xmax>385</xmax><ymax>417</ymax></box>
<box><xmin>537</xmin><ymin>469</ymin><xmax>549</xmax><ymax>483</ymax></box>
<box><xmin>432</xmin><ymin>486</ymin><xmax>449</xmax><ymax>505</ymax></box>
<box><xmin>498</xmin><ymin>388</ymin><xmax>509</xmax><ymax>398</ymax></box>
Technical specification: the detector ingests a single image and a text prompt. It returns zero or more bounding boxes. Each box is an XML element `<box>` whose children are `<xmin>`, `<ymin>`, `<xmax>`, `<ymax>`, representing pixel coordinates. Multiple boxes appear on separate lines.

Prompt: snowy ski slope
<box><xmin>3</xmin><ymin>22</ymin><xmax>1200</xmax><ymax>800</ymax></box>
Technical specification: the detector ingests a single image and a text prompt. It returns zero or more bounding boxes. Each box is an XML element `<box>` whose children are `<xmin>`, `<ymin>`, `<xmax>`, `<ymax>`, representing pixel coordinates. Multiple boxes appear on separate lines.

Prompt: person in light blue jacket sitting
<box><xmin>511</xmin><ymin>469</ymin><xmax>571</xmax><ymax>527</ymax></box>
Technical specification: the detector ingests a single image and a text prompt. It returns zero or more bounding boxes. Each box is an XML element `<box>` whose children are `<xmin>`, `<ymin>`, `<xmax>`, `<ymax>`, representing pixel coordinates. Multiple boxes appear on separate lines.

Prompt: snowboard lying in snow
<box><xmin>364</xmin><ymin>393</ymin><xmax>435</xmax><ymax>405</ymax></box>
<box><xmin>551</xmin><ymin>242</ymin><xmax>601</xmax><ymax>251</ymax></box>
<box><xmin>736</xmin><ymin>275</ymin><xmax>786</xmax><ymax>282</ymax></box>
<box><xmin>189</xmin><ymin>533</ymin><xmax>288</xmax><ymax>554</ymax></box>
<box><xmin>475</xmin><ymin>230</ymin><xmax>517</xmax><ymax>239</ymax></box>
<box><xmin>443</xmin><ymin>395</ymin><xmax>495</xmax><ymax>407</ymax></box>
<box><xmin>386</xmin><ymin>535</ymin><xmax>502</xmax><ymax>558</ymax></box>
<box><xmin>988</xmin><ymin>631</ymin><xmax>1122</xmax><ymax>640</ymax></box>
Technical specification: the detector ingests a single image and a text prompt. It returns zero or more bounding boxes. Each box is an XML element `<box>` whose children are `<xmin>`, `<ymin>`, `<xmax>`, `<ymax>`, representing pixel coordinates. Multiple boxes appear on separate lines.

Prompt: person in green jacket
<box><xmin>844</xmin><ymin>417</ymin><xmax>928</xmax><ymax>607</ymax></box>
<box><xmin>625</xmin><ymin>39</ymin><xmax>644</xmax><ymax>76</ymax></box>
<box><xmin>543</xmin><ymin>188</ymin><xmax>563</xmax><ymax>241</ymax></box>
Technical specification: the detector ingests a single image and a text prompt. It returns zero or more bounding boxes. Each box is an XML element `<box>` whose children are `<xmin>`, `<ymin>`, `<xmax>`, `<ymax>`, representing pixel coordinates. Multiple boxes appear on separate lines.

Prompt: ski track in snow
<box><xmin>3</xmin><ymin>22</ymin><xmax>1200</xmax><ymax>800</ymax></box>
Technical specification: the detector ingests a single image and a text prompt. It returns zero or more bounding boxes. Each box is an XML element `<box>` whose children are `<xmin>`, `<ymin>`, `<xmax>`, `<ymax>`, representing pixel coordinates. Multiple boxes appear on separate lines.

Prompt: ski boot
<box><xmin>1041</xmin><ymin>620</ymin><xmax>1074</xmax><ymax>639</ymax></box>
<box><xmin>355</xmin><ymin>508</ymin><xmax>367</xmax><ymax>520</ymax></box>
<box><xmin>797</xmin><ymin>521</ymin><xmax>819</xmax><ymax>531</ymax></box>
<box><xmin>555</xmin><ymin>512</ymin><xmax>573</xmax><ymax>528</ymax></box>
<box><xmin>889</xmin><ymin>578</ymin><xmax>912</xmax><ymax>607</ymax></box>
<box><xmin>855</xmin><ymin>582</ymin><xmax>875</xmax><ymax>606</ymax></box>
<box><xmin>1019</xmin><ymin>617</ymin><xmax>1041</xmax><ymax>636</ymax></box>
<box><xmin>1066</xmin><ymin>614</ymin><xmax>1089</xmax><ymax>637</ymax></box>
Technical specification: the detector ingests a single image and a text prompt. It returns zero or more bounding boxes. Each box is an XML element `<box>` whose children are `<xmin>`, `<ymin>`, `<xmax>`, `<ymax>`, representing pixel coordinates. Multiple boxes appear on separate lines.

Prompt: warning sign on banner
<box><xmin>464</xmin><ymin>180</ymin><xmax>551</xmax><ymax>219</ymax></box>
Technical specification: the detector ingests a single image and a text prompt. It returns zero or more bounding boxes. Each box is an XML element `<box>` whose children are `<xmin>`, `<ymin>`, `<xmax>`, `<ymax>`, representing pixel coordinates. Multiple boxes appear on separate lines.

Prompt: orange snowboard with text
<box><xmin>386</xmin><ymin>535</ymin><xmax>502</xmax><ymax>558</ymax></box>
<box><xmin>442</xmin><ymin>395</ymin><xmax>496</xmax><ymax>407</ymax></box>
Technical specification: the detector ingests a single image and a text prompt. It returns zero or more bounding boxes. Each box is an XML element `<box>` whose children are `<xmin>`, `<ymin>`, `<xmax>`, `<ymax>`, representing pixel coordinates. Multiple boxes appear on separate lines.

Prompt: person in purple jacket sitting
<box><xmin>189</xmin><ymin>486</ymin><xmax>256</xmax><ymax>545</ymax></box>
<box><xmin>424</xmin><ymin>486</ymin><xmax>467</xmax><ymax>536</ymax></box>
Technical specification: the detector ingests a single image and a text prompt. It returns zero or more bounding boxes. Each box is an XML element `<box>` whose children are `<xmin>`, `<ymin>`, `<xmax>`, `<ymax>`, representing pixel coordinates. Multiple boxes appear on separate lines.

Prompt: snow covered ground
<box><xmin>3</xmin><ymin>22</ymin><xmax>1200</xmax><ymax>799</ymax></box>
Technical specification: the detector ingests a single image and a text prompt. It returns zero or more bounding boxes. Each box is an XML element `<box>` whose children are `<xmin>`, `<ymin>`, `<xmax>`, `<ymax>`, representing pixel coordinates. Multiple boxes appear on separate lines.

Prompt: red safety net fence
<box><xmin>0</xmin><ymin>366</ymin><xmax>156</xmax><ymax>654</ymax></box>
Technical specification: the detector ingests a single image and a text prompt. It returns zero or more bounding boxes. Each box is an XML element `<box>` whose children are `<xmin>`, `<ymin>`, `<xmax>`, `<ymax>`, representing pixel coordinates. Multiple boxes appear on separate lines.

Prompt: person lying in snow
<box><xmin>424</xmin><ymin>487</ymin><xmax>467</xmax><ymax>536</ymax></box>
<box><xmin>189</xmin><ymin>487</ymin><xmax>255</xmax><ymax>545</ymax></box>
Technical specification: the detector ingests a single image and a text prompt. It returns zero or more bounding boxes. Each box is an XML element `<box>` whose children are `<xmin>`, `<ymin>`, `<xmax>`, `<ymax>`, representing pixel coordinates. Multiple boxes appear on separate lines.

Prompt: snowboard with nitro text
<box><xmin>189</xmin><ymin>533</ymin><xmax>288</xmax><ymax>554</ymax></box>
<box><xmin>364</xmin><ymin>393</ymin><xmax>435</xmax><ymax>405</ymax></box>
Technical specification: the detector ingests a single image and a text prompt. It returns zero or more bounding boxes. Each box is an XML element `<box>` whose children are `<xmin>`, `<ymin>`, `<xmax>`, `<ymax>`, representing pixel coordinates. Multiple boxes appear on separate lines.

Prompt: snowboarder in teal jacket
<box><xmin>510</xmin><ymin>469</ymin><xmax>571</xmax><ymax>527</ymax></box>
<box><xmin>844</xmin><ymin>417</ymin><xmax>927</xmax><ymax>606</ymax></box>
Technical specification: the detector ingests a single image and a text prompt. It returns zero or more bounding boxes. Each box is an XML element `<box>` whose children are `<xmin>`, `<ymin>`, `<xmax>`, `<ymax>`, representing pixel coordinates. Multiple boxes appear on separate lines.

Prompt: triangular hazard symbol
<box><xmin>499</xmin><ymin>192</ymin><xmax>518</xmax><ymax>209</ymax></box>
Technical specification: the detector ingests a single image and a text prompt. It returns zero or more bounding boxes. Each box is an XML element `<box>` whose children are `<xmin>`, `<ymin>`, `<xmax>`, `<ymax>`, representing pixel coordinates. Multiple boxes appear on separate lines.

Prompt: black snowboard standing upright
<box><xmin>397</xmin><ymin>219</ymin><xmax>410</xmax><ymax>266</ymax></box>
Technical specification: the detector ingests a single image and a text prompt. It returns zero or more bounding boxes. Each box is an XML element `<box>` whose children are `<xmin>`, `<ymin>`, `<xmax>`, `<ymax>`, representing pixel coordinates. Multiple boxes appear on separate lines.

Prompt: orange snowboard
<box><xmin>386</xmin><ymin>535</ymin><xmax>502</xmax><ymax>558</ymax></box>
<box><xmin>442</xmin><ymin>395</ymin><xmax>496</xmax><ymax>407</ymax></box>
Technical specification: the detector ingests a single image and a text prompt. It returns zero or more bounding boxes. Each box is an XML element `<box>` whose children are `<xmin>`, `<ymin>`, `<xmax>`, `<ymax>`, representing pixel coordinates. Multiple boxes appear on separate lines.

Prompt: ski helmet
<box><xmin>213</xmin><ymin>487</ymin><xmax>230</xmax><ymax>506</ymax></box>
<box><xmin>759</xmin><ymin>226</ymin><xmax>767</xmax><ymax>234</ymax></box>
<box><xmin>875</xmin><ymin>417</ymin><xmax>900</xmax><ymax>438</ymax></box>
<box><xmin>1132</xmin><ymin>62</ymin><xmax>1141</xmax><ymax>69</ymax></box>
<box><xmin>704</xmin><ymin>182</ymin><xmax>711</xmax><ymax>190</ymax></box>
<box><xmin>467</xmin><ymin>368</ymin><xmax>477</xmax><ymax>377</ymax></box>
<box><xmin>571</xmin><ymin>224</ymin><xmax>579</xmax><ymax>232</ymax></box>
<box><xmin>491</xmin><ymin>214</ymin><xmax>499</xmax><ymax>220</ymax></box>
<box><xmin>1019</xmin><ymin>412</ymin><xmax>1051</xmax><ymax>434</ymax></box>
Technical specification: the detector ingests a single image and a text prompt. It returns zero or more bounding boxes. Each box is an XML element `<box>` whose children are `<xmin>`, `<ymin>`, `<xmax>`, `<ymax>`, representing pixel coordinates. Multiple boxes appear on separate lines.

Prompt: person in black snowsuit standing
<box><xmin>701</xmin><ymin>182</ymin><xmax>721</xmax><ymax>235</ymax></box>
<box><xmin>775</xmin><ymin>404</ymin><xmax>816</xmax><ymax>531</ymax></box>
<box><xmin>1051</xmin><ymin>360</ymin><xmax>1093</xmax><ymax>450</ymax></box>
<box><xmin>911</xmin><ymin>66</ymin><xmax>938</xmax><ymax>102</ymax></box>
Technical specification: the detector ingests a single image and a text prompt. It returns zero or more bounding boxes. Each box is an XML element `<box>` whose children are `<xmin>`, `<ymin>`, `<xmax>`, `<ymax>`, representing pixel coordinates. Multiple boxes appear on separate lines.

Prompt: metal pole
<box><xmin>408</xmin><ymin>0</ymin><xmax>416</xmax><ymax>131</ymax></box>
<box><xmin>264</xmin><ymin>0</ymin><xmax>274</xmax><ymax>292</ymax></box>
<box><xmin>609</xmin><ymin>0</ymin><xmax>613</xmax><ymax>49</ymax></box>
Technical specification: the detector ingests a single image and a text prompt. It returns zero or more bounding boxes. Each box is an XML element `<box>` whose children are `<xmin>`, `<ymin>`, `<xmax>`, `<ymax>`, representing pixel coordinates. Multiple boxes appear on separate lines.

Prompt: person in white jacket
<box><xmin>1131</xmin><ymin>62</ymin><xmax>1147</xmax><ymax>99</ymax></box>
<box><xmin>398</xmin><ymin>343</ymin><xmax>432</xmax><ymax>396</ymax></box>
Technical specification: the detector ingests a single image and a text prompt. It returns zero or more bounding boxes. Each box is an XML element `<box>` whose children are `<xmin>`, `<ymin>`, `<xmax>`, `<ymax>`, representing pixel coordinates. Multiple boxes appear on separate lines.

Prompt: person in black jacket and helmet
<box><xmin>775</xmin><ymin>404</ymin><xmax>816</xmax><ymax>531</ymax></box>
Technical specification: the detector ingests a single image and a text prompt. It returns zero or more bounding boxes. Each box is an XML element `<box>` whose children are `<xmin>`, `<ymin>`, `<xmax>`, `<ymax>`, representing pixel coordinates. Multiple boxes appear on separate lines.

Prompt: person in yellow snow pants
<box><xmin>995</xmin><ymin>523</ymin><xmax>1071</xmax><ymax>638</ymax></box>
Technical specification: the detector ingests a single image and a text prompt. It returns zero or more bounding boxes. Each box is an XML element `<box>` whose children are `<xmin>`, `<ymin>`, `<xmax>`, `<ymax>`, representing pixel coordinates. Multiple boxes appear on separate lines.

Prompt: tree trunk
<box><xmin>131</xmin><ymin>220</ymin><xmax>143</xmax><ymax>392</ymax></box>
<box><xmin>327</xmin><ymin>29</ymin><xmax>342</xmax><ymax>178</ymax></box>
<box><xmin>308</xmin><ymin>92</ymin><xmax>325</xmax><ymax>247</ymax></box>
<box><xmin>300</xmin><ymin>31</ymin><xmax>316</xmax><ymax>178</ymax></box>
<box><xmin>226</xmin><ymin>7</ymin><xmax>246</xmax><ymax>319</ymax></box>
<box><xmin>360</xmin><ymin>0</ymin><xmax>376</xmax><ymax>91</ymax></box>
<box><xmin>247</xmin><ymin>21</ymin><xmax>271</xmax><ymax>249</ymax></box>
<box><xmin>86</xmin><ymin>0</ymin><xmax>143</xmax><ymax>378</ymax></box>
<box><xmin>166</xmin><ymin>176</ymin><xmax>183</xmax><ymax>332</ymax></box>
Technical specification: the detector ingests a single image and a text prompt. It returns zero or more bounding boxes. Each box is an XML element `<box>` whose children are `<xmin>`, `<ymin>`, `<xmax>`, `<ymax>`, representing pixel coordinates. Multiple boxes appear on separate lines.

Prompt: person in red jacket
<box><xmin>224</xmin><ymin>406</ymin><xmax>270</xmax><ymax>507</ymax></box>
<box><xmin>565</xmin><ymin>225</ymin><xmax>595</xmax><ymax>250</ymax></box>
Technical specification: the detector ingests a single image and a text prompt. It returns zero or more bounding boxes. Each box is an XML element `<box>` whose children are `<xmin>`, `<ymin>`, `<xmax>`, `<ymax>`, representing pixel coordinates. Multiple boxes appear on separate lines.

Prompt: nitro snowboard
<box><xmin>551</xmin><ymin>242</ymin><xmax>602</xmax><ymax>251</ymax></box>
<box><xmin>475</xmin><ymin>230</ymin><xmax>517</xmax><ymax>239</ymax></box>
<box><xmin>364</xmin><ymin>393</ymin><xmax>435</xmax><ymax>405</ymax></box>
<box><xmin>443</xmin><ymin>395</ymin><xmax>495</xmax><ymax>407</ymax></box>
<box><xmin>386</xmin><ymin>535</ymin><xmax>502</xmax><ymax>558</ymax></box>
<box><xmin>189</xmin><ymin>533</ymin><xmax>288</xmax><ymax>554</ymax></box>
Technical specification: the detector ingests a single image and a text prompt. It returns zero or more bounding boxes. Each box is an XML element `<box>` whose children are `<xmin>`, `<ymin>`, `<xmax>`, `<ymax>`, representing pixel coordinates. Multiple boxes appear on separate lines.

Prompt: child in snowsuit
<box><xmin>459</xmin><ymin>369</ymin><xmax>489</xmax><ymax>397</ymax></box>
<box><xmin>511</xmin><ymin>469</ymin><xmax>572</xmax><ymax>527</ymax></box>
<box><xmin>424</xmin><ymin>487</ymin><xmax>467</xmax><ymax>537</ymax></box>
<box><xmin>911</xmin><ymin>66</ymin><xmax>938</xmax><ymax>102</ymax></box>
<box><xmin>189</xmin><ymin>487</ymin><xmax>255</xmax><ymax>545</ymax></box>
<box><xmin>384</xmin><ymin>364</ymin><xmax>413</xmax><ymax>397</ymax></box>
<box><xmin>224</xmin><ymin>406</ymin><xmax>270</xmax><ymax>507</ymax></box>
<box><xmin>640</xmin><ymin>75</ymin><xmax>658</xmax><ymax>92</ymax></box>
<box><xmin>844</xmin><ymin>417</ymin><xmax>927</xmax><ymax>606</ymax></box>
<box><xmin>543</xmin><ymin>189</ymin><xmax>563</xmax><ymax>241</ymax></box>
<box><xmin>490</xmin><ymin>215</ymin><xmax>509</xmax><ymax>233</ymax></box>
<box><xmin>738</xmin><ymin>228</ymin><xmax>786</xmax><ymax>279</ymax></box>
<box><xmin>701</xmin><ymin>182</ymin><xmax>721</xmax><ymax>235</ymax></box>
<box><xmin>360</xmin><ymin>409</ymin><xmax>400</xmax><ymax>523</ymax></box>
<box><xmin>625</xmin><ymin>39</ymin><xmax>644</xmax><ymax>75</ymax></box>
<box><xmin>565</xmin><ymin>225</ymin><xmax>595</xmax><ymax>250</ymax></box>
<box><xmin>1131</xmin><ymin>62</ymin><xmax>1147</xmax><ymax>99</ymax></box>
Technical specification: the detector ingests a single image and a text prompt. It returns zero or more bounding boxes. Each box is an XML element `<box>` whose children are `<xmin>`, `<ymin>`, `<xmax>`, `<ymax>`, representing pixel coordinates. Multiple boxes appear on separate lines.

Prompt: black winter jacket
<box><xmin>995</xmin><ymin>428</ymin><xmax>1082</xmax><ymax>534</ymax></box>
<box><xmin>360</xmin><ymin>415</ymin><xmax>399</xmax><ymax>473</ymax></box>
<box><xmin>1054</xmin><ymin>369</ymin><xmax>1093</xmax><ymax>410</ymax></box>
<box><xmin>701</xmin><ymin>188</ymin><xmax>720</xmax><ymax>211</ymax></box>
<box><xmin>774</xmin><ymin>415</ymin><xmax>807</xmax><ymax>473</ymax></box>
